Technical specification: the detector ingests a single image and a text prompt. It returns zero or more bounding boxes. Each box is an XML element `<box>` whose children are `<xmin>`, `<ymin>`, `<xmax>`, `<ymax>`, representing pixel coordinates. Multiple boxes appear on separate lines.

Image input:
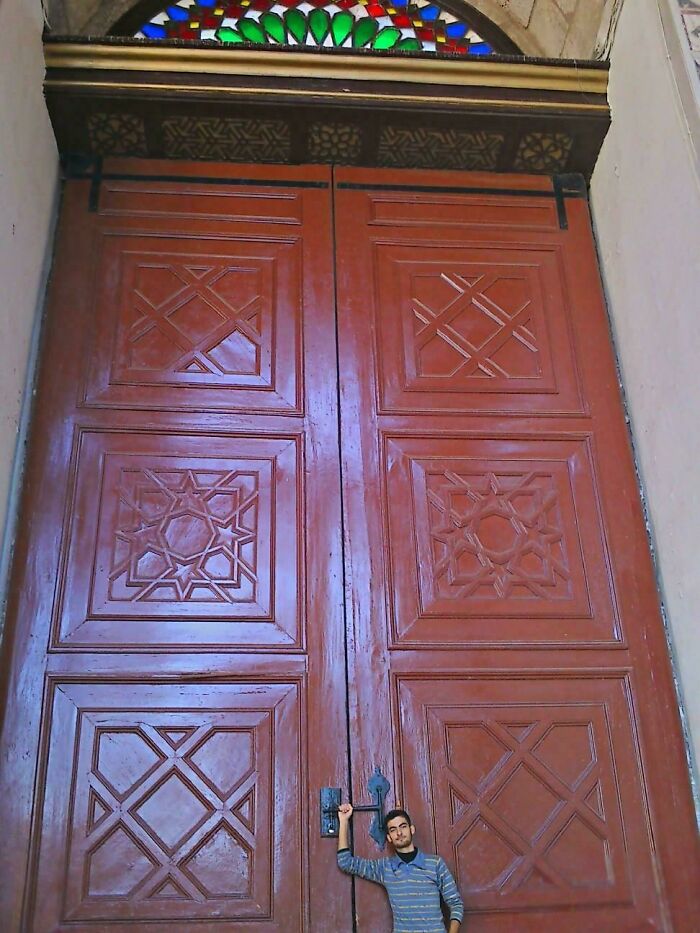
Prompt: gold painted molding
<box><xmin>43</xmin><ymin>42</ymin><xmax>609</xmax><ymax>95</ymax></box>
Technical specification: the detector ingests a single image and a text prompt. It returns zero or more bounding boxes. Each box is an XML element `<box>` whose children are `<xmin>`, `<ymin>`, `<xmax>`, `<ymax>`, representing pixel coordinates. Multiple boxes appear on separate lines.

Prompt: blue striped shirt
<box><xmin>337</xmin><ymin>848</ymin><xmax>463</xmax><ymax>932</ymax></box>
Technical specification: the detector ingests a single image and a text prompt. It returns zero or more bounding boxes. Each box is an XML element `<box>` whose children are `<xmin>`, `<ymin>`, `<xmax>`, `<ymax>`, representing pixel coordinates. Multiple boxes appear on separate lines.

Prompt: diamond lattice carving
<box><xmin>94</xmin><ymin>730</ymin><xmax>165</xmax><ymax>800</ymax></box>
<box><xmin>86</xmin><ymin>824</ymin><xmax>158</xmax><ymax>897</ymax></box>
<box><xmin>109</xmin><ymin>467</ymin><xmax>259</xmax><ymax>604</ymax></box>
<box><xmin>131</xmin><ymin>771</ymin><xmax>214</xmax><ymax>855</ymax></box>
<box><xmin>435</xmin><ymin>712</ymin><xmax>614</xmax><ymax>896</ymax></box>
<box><xmin>410</xmin><ymin>270</ymin><xmax>541</xmax><ymax>381</ymax></box>
<box><xmin>121</xmin><ymin>262</ymin><xmax>264</xmax><ymax>378</ymax></box>
<box><xmin>181</xmin><ymin>822</ymin><xmax>253</xmax><ymax>897</ymax></box>
<box><xmin>426</xmin><ymin>469</ymin><xmax>572</xmax><ymax>601</ymax></box>
<box><xmin>532</xmin><ymin>724</ymin><xmax>595</xmax><ymax>789</ymax></box>
<box><xmin>77</xmin><ymin>720</ymin><xmax>263</xmax><ymax>908</ymax></box>
<box><xmin>446</xmin><ymin>724</ymin><xmax>512</xmax><ymax>793</ymax></box>
<box><xmin>188</xmin><ymin>729</ymin><xmax>254</xmax><ymax>799</ymax></box>
<box><xmin>456</xmin><ymin>817</ymin><xmax>521</xmax><ymax>891</ymax></box>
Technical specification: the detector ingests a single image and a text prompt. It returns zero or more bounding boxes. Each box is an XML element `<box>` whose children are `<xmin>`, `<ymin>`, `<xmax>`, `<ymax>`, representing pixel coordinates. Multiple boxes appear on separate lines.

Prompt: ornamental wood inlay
<box><xmin>109</xmin><ymin>466</ymin><xmax>259</xmax><ymax>605</ymax></box>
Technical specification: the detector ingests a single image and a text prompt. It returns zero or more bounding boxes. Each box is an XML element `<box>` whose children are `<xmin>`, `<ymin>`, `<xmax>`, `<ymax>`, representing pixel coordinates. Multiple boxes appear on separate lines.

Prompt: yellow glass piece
<box><xmin>191</xmin><ymin>20</ymin><xmax>199</xmax><ymax>26</ymax></box>
<box><xmin>386</xmin><ymin>6</ymin><xmax>395</xmax><ymax>12</ymax></box>
<box><xmin>214</xmin><ymin>6</ymin><xmax>223</xmax><ymax>12</ymax></box>
<box><xmin>436</xmin><ymin>34</ymin><xmax>445</xmax><ymax>42</ymax></box>
<box><xmin>412</xmin><ymin>19</ymin><xmax>420</xmax><ymax>26</ymax></box>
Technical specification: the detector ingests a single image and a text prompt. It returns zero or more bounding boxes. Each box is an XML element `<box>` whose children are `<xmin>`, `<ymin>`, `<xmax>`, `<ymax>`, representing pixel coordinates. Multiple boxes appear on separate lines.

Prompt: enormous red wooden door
<box><xmin>334</xmin><ymin>167</ymin><xmax>699</xmax><ymax>932</ymax></box>
<box><xmin>0</xmin><ymin>161</ymin><xmax>350</xmax><ymax>932</ymax></box>
<box><xmin>1</xmin><ymin>161</ymin><xmax>698</xmax><ymax>933</ymax></box>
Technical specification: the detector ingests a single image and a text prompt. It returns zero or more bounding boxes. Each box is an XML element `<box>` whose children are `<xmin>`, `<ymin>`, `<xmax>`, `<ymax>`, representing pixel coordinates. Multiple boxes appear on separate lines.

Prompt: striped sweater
<box><xmin>337</xmin><ymin>848</ymin><xmax>463</xmax><ymax>932</ymax></box>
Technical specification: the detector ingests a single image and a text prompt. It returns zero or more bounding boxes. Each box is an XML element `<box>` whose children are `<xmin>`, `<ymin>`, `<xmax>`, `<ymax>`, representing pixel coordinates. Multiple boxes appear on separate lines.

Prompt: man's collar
<box><xmin>389</xmin><ymin>848</ymin><xmax>426</xmax><ymax>870</ymax></box>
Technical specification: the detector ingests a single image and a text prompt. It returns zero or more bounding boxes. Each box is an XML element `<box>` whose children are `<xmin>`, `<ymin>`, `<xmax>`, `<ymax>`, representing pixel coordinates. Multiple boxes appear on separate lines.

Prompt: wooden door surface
<box><xmin>2</xmin><ymin>161</ymin><xmax>698</xmax><ymax>933</ymax></box>
<box><xmin>334</xmin><ymin>167</ymin><xmax>700</xmax><ymax>932</ymax></box>
<box><xmin>0</xmin><ymin>161</ymin><xmax>350</xmax><ymax>932</ymax></box>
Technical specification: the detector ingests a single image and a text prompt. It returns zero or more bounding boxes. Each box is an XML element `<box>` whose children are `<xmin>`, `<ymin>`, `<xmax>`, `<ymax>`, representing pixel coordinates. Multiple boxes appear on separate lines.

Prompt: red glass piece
<box><xmin>416</xmin><ymin>26</ymin><xmax>434</xmax><ymax>39</ymax></box>
<box><xmin>367</xmin><ymin>4</ymin><xmax>386</xmax><ymax>16</ymax></box>
<box><xmin>392</xmin><ymin>13</ymin><xmax>411</xmax><ymax>26</ymax></box>
<box><xmin>202</xmin><ymin>14</ymin><xmax>219</xmax><ymax>26</ymax></box>
<box><xmin>178</xmin><ymin>26</ymin><xmax>198</xmax><ymax>37</ymax></box>
<box><xmin>251</xmin><ymin>0</ymin><xmax>269</xmax><ymax>9</ymax></box>
<box><xmin>225</xmin><ymin>4</ymin><xmax>244</xmax><ymax>15</ymax></box>
<box><xmin>338</xmin><ymin>0</ymin><xmax>356</xmax><ymax>8</ymax></box>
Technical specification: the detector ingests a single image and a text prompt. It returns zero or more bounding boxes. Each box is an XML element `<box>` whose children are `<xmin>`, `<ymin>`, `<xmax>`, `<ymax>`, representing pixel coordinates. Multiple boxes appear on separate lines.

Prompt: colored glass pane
<box><xmin>135</xmin><ymin>0</ymin><xmax>496</xmax><ymax>56</ymax></box>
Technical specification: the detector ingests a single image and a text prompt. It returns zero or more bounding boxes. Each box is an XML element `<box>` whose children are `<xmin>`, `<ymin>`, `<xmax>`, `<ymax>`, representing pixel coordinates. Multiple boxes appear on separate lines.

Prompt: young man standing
<box><xmin>336</xmin><ymin>803</ymin><xmax>464</xmax><ymax>933</ymax></box>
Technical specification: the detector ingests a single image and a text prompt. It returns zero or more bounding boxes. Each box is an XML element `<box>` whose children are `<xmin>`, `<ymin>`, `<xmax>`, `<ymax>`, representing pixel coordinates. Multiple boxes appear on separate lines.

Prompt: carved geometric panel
<box><xmin>54</xmin><ymin>430</ymin><xmax>301</xmax><ymax>649</ymax></box>
<box><xmin>162</xmin><ymin>116</ymin><xmax>291</xmax><ymax>163</ymax></box>
<box><xmin>29</xmin><ymin>680</ymin><xmax>302</xmax><ymax>930</ymax></box>
<box><xmin>372</xmin><ymin>243</ymin><xmax>584</xmax><ymax>414</ymax></box>
<box><xmin>384</xmin><ymin>434</ymin><xmax>620</xmax><ymax>646</ymax></box>
<box><xmin>396</xmin><ymin>676</ymin><xmax>661</xmax><ymax>926</ymax></box>
<box><xmin>87</xmin><ymin>112</ymin><xmax>148</xmax><ymax>157</ymax></box>
<box><xmin>514</xmin><ymin>132</ymin><xmax>574</xmax><ymax>173</ymax></box>
<box><xmin>84</xmin><ymin>234</ymin><xmax>302</xmax><ymax>413</ymax></box>
<box><xmin>377</xmin><ymin>127</ymin><xmax>505</xmax><ymax>171</ymax></box>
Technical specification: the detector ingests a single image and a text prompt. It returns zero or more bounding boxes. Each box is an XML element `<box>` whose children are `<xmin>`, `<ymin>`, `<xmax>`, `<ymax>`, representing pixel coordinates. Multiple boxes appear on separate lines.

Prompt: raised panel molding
<box><xmin>372</xmin><ymin>242</ymin><xmax>584</xmax><ymax>415</ymax></box>
<box><xmin>83</xmin><ymin>234</ymin><xmax>303</xmax><ymax>413</ymax></box>
<box><xmin>28</xmin><ymin>680</ymin><xmax>302</xmax><ymax>930</ymax></box>
<box><xmin>53</xmin><ymin>429</ymin><xmax>302</xmax><ymax>649</ymax></box>
<box><xmin>395</xmin><ymin>675</ymin><xmax>660</xmax><ymax>926</ymax></box>
<box><xmin>383</xmin><ymin>434</ymin><xmax>621</xmax><ymax>647</ymax></box>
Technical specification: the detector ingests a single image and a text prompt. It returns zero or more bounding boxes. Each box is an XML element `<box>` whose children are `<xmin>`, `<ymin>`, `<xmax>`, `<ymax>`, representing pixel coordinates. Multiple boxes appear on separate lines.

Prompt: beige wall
<box><xmin>591</xmin><ymin>0</ymin><xmax>700</xmax><ymax>781</ymax></box>
<box><xmin>0</xmin><ymin>0</ymin><xmax>58</xmax><ymax>610</ymax></box>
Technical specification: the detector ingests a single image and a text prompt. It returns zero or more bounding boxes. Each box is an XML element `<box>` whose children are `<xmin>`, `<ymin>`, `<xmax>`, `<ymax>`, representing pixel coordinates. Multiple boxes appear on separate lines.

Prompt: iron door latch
<box><xmin>320</xmin><ymin>766</ymin><xmax>391</xmax><ymax>848</ymax></box>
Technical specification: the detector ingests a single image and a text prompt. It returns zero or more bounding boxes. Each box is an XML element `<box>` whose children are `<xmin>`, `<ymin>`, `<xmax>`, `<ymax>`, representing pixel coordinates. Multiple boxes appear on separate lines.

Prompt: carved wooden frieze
<box><xmin>44</xmin><ymin>40</ymin><xmax>610</xmax><ymax>178</ymax></box>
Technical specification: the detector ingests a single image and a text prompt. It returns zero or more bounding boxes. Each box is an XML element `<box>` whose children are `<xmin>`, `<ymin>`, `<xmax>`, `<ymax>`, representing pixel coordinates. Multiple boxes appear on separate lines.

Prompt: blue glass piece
<box><xmin>142</xmin><ymin>22</ymin><xmax>168</xmax><ymax>36</ymax></box>
<box><xmin>445</xmin><ymin>22</ymin><xmax>467</xmax><ymax>38</ymax></box>
<box><xmin>469</xmin><ymin>41</ymin><xmax>492</xmax><ymax>55</ymax></box>
<box><xmin>421</xmin><ymin>5</ymin><xmax>439</xmax><ymax>19</ymax></box>
<box><xmin>392</xmin><ymin>0</ymin><xmax>408</xmax><ymax>5</ymax></box>
<box><xmin>198</xmin><ymin>0</ymin><xmax>216</xmax><ymax>6</ymax></box>
<box><xmin>166</xmin><ymin>4</ymin><xmax>189</xmax><ymax>19</ymax></box>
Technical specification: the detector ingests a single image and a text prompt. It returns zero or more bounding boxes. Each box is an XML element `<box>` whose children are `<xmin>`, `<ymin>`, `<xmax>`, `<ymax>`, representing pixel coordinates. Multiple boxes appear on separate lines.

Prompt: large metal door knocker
<box><xmin>320</xmin><ymin>766</ymin><xmax>391</xmax><ymax>848</ymax></box>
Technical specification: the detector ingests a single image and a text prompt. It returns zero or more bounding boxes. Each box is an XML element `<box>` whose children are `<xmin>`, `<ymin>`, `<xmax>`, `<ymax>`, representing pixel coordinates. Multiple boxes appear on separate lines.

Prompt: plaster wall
<box><xmin>0</xmin><ymin>0</ymin><xmax>58</xmax><ymax>613</ymax></box>
<box><xmin>591</xmin><ymin>0</ymin><xmax>700</xmax><ymax>778</ymax></box>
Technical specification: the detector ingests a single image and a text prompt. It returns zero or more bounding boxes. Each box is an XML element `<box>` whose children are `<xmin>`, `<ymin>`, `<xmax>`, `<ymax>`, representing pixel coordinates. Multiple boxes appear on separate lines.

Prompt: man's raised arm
<box><xmin>336</xmin><ymin>802</ymin><xmax>383</xmax><ymax>884</ymax></box>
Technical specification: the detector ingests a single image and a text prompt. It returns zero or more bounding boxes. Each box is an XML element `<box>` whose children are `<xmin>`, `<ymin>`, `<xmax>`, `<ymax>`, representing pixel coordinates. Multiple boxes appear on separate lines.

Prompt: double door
<box><xmin>0</xmin><ymin>162</ymin><xmax>697</xmax><ymax>932</ymax></box>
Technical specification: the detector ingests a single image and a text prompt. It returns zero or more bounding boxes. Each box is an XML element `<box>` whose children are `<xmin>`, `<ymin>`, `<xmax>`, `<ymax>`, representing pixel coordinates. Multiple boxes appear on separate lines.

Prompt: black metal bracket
<box><xmin>320</xmin><ymin>766</ymin><xmax>391</xmax><ymax>848</ymax></box>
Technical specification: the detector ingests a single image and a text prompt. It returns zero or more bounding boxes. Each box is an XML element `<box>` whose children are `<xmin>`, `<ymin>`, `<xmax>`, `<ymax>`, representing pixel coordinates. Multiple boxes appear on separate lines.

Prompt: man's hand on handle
<box><xmin>337</xmin><ymin>802</ymin><xmax>353</xmax><ymax>850</ymax></box>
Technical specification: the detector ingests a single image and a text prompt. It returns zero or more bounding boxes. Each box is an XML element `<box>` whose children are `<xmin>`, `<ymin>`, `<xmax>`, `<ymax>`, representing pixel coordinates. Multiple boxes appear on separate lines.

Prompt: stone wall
<box><xmin>48</xmin><ymin>0</ymin><xmax>617</xmax><ymax>59</ymax></box>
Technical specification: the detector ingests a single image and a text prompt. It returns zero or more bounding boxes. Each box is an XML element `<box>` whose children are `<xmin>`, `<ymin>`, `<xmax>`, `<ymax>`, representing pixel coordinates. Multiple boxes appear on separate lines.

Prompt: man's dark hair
<box><xmin>384</xmin><ymin>808</ymin><xmax>412</xmax><ymax>830</ymax></box>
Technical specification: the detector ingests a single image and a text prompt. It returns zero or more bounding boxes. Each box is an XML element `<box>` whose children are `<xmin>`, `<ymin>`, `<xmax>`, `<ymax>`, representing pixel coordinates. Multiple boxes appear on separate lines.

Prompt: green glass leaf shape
<box><xmin>238</xmin><ymin>17</ymin><xmax>267</xmax><ymax>43</ymax></box>
<box><xmin>309</xmin><ymin>8</ymin><xmax>331</xmax><ymax>45</ymax></box>
<box><xmin>330</xmin><ymin>10</ymin><xmax>354</xmax><ymax>46</ymax></box>
<box><xmin>217</xmin><ymin>26</ymin><xmax>245</xmax><ymax>43</ymax></box>
<box><xmin>352</xmin><ymin>17</ymin><xmax>378</xmax><ymax>48</ymax></box>
<box><xmin>396</xmin><ymin>37</ymin><xmax>421</xmax><ymax>50</ymax></box>
<box><xmin>284</xmin><ymin>8</ymin><xmax>307</xmax><ymax>43</ymax></box>
<box><xmin>372</xmin><ymin>26</ymin><xmax>401</xmax><ymax>49</ymax></box>
<box><xmin>260</xmin><ymin>11</ymin><xmax>286</xmax><ymax>43</ymax></box>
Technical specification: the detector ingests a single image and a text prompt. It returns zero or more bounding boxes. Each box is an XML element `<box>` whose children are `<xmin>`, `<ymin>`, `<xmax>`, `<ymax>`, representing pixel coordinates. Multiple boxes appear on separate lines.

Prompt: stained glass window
<box><xmin>135</xmin><ymin>0</ymin><xmax>495</xmax><ymax>56</ymax></box>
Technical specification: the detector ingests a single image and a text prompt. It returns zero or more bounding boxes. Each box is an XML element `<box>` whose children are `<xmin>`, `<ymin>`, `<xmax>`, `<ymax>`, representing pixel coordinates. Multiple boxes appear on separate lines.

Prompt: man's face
<box><xmin>385</xmin><ymin>816</ymin><xmax>415</xmax><ymax>852</ymax></box>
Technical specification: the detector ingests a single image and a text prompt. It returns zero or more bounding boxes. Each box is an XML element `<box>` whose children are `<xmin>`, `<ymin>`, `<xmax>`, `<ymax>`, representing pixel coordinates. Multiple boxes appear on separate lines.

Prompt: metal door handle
<box><xmin>320</xmin><ymin>766</ymin><xmax>391</xmax><ymax>847</ymax></box>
